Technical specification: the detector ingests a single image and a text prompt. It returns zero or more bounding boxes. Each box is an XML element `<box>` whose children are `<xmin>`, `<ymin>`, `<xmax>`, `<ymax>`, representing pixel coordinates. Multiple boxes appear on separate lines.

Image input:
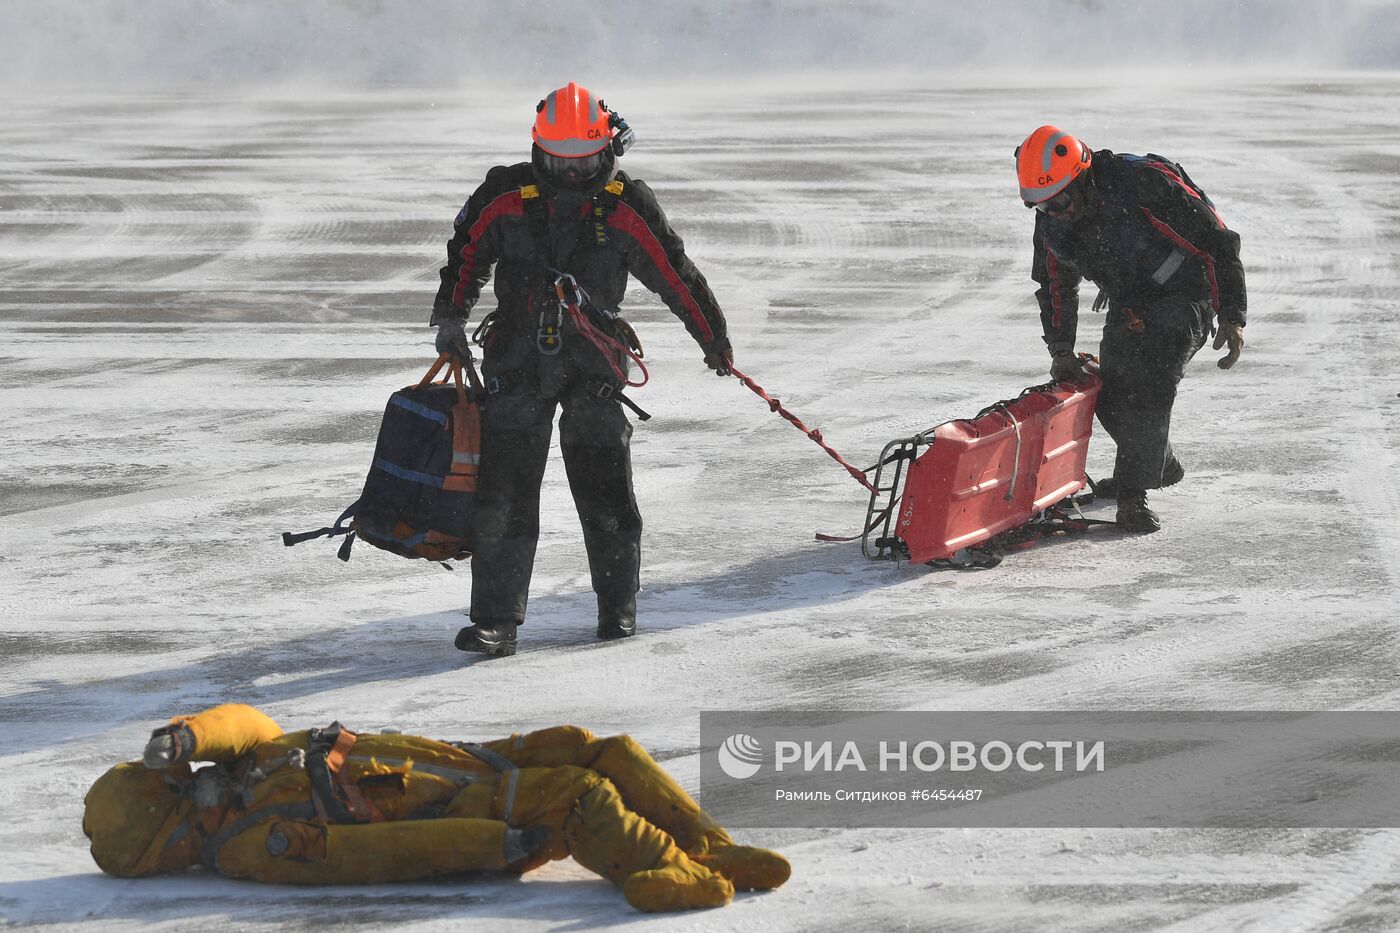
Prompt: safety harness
<box><xmin>501</xmin><ymin>181</ymin><xmax>652</xmax><ymax>421</ymax></box>
<box><xmin>188</xmin><ymin>723</ymin><xmax>525</xmax><ymax>871</ymax></box>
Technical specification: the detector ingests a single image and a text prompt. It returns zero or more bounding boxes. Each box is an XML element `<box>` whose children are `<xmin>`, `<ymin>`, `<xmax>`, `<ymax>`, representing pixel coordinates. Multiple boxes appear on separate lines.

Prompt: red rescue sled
<box><xmin>864</xmin><ymin>363</ymin><xmax>1102</xmax><ymax>564</ymax></box>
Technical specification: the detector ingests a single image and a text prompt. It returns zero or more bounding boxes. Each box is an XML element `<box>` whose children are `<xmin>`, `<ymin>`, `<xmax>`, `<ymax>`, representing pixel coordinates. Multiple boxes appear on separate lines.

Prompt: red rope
<box><xmin>727</xmin><ymin>364</ymin><xmax>876</xmax><ymax>493</ymax></box>
<box><xmin>565</xmin><ymin>300</ymin><xmax>649</xmax><ymax>388</ymax></box>
<box><xmin>554</xmin><ymin>275</ymin><xmax>648</xmax><ymax>388</ymax></box>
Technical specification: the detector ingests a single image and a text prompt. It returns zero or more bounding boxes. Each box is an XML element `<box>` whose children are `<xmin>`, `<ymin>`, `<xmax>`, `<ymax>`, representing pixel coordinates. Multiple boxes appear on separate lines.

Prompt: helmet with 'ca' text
<box><xmin>1015</xmin><ymin>125</ymin><xmax>1092</xmax><ymax>207</ymax></box>
<box><xmin>531</xmin><ymin>81</ymin><xmax>630</xmax><ymax>196</ymax></box>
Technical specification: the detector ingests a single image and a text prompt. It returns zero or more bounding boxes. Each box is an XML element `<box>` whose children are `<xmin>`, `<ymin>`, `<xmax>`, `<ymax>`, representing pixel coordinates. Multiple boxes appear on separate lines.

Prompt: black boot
<box><xmin>455</xmin><ymin>618</ymin><xmax>518</xmax><ymax>657</ymax></box>
<box><xmin>1094</xmin><ymin>457</ymin><xmax>1185</xmax><ymax>501</ymax></box>
<box><xmin>1116</xmin><ymin>488</ymin><xmax>1161</xmax><ymax>533</ymax></box>
<box><xmin>596</xmin><ymin>594</ymin><xmax>637</xmax><ymax>641</ymax></box>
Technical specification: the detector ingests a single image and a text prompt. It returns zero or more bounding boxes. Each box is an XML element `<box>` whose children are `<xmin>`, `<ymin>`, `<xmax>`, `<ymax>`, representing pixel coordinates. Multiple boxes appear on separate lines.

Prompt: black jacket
<box><xmin>434</xmin><ymin>163</ymin><xmax>727</xmax><ymax>355</ymax></box>
<box><xmin>1031</xmin><ymin>150</ymin><xmax>1247</xmax><ymax>351</ymax></box>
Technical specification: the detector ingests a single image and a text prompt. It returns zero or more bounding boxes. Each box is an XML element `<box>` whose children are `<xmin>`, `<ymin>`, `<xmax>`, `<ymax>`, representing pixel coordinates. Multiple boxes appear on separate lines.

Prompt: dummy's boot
<box><xmin>455</xmin><ymin>618</ymin><xmax>518</xmax><ymax>658</ymax></box>
<box><xmin>564</xmin><ymin>779</ymin><xmax>732</xmax><ymax>912</ymax></box>
<box><xmin>578</xmin><ymin>735</ymin><xmax>791</xmax><ymax>892</ymax></box>
<box><xmin>1094</xmin><ymin>457</ymin><xmax>1185</xmax><ymax>501</ymax></box>
<box><xmin>1116</xmin><ymin>488</ymin><xmax>1162</xmax><ymax>533</ymax></box>
<box><xmin>597</xmin><ymin>593</ymin><xmax>637</xmax><ymax>641</ymax></box>
<box><xmin>690</xmin><ymin>839</ymin><xmax>792</xmax><ymax>892</ymax></box>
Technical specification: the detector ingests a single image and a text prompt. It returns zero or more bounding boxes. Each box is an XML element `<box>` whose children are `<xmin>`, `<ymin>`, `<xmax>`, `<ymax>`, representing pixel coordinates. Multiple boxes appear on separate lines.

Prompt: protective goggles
<box><xmin>1026</xmin><ymin>186</ymin><xmax>1075</xmax><ymax>216</ymax></box>
<box><xmin>536</xmin><ymin>148</ymin><xmax>610</xmax><ymax>185</ymax></box>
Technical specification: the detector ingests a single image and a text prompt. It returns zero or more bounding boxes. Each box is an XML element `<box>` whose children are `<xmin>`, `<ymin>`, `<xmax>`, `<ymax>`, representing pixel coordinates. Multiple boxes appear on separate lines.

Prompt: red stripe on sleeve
<box><xmin>1140</xmin><ymin>208</ymin><xmax>1220</xmax><ymax>312</ymax></box>
<box><xmin>606</xmin><ymin>201</ymin><xmax>715</xmax><ymax>343</ymax></box>
<box><xmin>451</xmin><ymin>190</ymin><xmax>526</xmax><ymax>308</ymax></box>
<box><xmin>1145</xmin><ymin>162</ymin><xmax>1226</xmax><ymax>227</ymax></box>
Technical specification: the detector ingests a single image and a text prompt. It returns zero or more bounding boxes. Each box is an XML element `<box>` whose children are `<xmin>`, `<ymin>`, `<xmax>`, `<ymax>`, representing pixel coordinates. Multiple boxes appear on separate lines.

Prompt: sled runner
<box><xmin>863</xmin><ymin>361</ymin><xmax>1104</xmax><ymax>565</ymax></box>
<box><xmin>281</xmin><ymin>354</ymin><xmax>483</xmax><ymax>564</ymax></box>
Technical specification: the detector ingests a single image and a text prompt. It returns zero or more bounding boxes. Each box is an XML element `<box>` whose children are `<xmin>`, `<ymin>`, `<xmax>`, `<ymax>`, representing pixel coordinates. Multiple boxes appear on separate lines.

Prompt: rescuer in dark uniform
<box><xmin>1015</xmin><ymin>125</ymin><xmax>1247</xmax><ymax>532</ymax></box>
<box><xmin>432</xmin><ymin>82</ymin><xmax>732</xmax><ymax>656</ymax></box>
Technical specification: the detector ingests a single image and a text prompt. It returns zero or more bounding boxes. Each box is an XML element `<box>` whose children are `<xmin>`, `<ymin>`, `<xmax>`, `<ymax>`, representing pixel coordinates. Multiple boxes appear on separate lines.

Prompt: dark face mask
<box><xmin>1025</xmin><ymin>174</ymin><xmax>1095</xmax><ymax>221</ymax></box>
<box><xmin>534</xmin><ymin>145</ymin><xmax>615</xmax><ymax>196</ymax></box>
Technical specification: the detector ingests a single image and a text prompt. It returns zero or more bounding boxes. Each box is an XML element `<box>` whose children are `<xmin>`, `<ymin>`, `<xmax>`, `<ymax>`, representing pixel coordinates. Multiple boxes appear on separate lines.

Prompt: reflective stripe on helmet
<box><xmin>1020</xmin><ymin>173</ymin><xmax>1074</xmax><ymax>204</ymax></box>
<box><xmin>1039</xmin><ymin>132</ymin><xmax>1071</xmax><ymax>172</ymax></box>
<box><xmin>536</xmin><ymin>135</ymin><xmax>609</xmax><ymax>157</ymax></box>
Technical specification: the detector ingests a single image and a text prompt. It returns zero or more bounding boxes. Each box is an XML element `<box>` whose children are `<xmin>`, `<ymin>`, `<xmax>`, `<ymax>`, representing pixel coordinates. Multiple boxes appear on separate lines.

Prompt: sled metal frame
<box><xmin>861</xmin><ymin>365</ymin><xmax>1102</xmax><ymax>565</ymax></box>
<box><xmin>861</xmin><ymin>429</ymin><xmax>937</xmax><ymax>561</ymax></box>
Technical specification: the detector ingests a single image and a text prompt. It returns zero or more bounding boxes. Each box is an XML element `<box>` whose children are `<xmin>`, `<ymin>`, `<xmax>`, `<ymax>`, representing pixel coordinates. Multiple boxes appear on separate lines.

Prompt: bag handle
<box><xmin>418</xmin><ymin>353</ymin><xmax>485</xmax><ymax>403</ymax></box>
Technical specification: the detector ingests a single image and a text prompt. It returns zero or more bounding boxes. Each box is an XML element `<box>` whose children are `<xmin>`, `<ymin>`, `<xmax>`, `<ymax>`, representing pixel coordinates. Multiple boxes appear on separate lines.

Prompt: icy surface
<box><xmin>2</xmin><ymin>76</ymin><xmax>1399</xmax><ymax>931</ymax></box>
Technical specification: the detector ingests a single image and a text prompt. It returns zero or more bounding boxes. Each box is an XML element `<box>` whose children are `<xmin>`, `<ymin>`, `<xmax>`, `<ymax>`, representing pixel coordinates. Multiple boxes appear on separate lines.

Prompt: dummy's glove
<box><xmin>702</xmin><ymin>337</ymin><xmax>733</xmax><ymax>377</ymax></box>
<box><xmin>1213</xmin><ymin>320</ymin><xmax>1244</xmax><ymax>370</ymax></box>
<box><xmin>143</xmin><ymin>724</ymin><xmax>196</xmax><ymax>769</ymax></box>
<box><xmin>503</xmin><ymin>826</ymin><xmax>552</xmax><ymax>865</ymax></box>
<box><xmin>434</xmin><ymin>316</ymin><xmax>472</xmax><ymax>361</ymax></box>
<box><xmin>1049</xmin><ymin>350</ymin><xmax>1085</xmax><ymax>383</ymax></box>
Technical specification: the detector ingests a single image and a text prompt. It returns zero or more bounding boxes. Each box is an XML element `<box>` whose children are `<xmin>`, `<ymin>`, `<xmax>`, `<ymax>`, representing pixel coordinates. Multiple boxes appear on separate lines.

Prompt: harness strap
<box><xmin>200</xmin><ymin>801</ymin><xmax>319</xmax><ymax>870</ymax></box>
<box><xmin>518</xmin><ymin>184</ymin><xmax>647</xmax><ymax>387</ymax></box>
<box><xmin>303</xmin><ymin>723</ymin><xmax>362</xmax><ymax>824</ymax></box>
<box><xmin>502</xmin><ymin>768</ymin><xmax>522</xmax><ymax>825</ymax></box>
<box><xmin>457</xmin><ymin>742</ymin><xmax>518</xmax><ymax>772</ymax></box>
<box><xmin>588</xmin><ymin>377</ymin><xmax>652</xmax><ymax>421</ymax></box>
<box><xmin>321</xmin><ymin>725</ymin><xmax>357</xmax><ymax>773</ymax></box>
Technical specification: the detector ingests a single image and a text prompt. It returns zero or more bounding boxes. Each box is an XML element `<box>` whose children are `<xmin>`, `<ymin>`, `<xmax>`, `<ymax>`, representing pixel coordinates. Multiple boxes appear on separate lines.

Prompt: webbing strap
<box><xmin>459</xmin><ymin>742</ymin><xmax>518</xmax><ymax>773</ymax></box>
<box><xmin>324</xmin><ymin>727</ymin><xmax>357</xmax><ymax>773</ymax></box>
<box><xmin>281</xmin><ymin>499</ymin><xmax>359</xmax><ymax>547</ymax></box>
<box><xmin>200</xmin><ymin>801</ymin><xmax>319</xmax><ymax>870</ymax></box>
<box><xmin>815</xmin><ymin>501</ymin><xmax>897</xmax><ymax>543</ymax></box>
<box><xmin>522</xmin><ymin>190</ymin><xmax>554</xmax><ymax>269</ymax></box>
<box><xmin>502</xmin><ymin>768</ymin><xmax>521</xmax><ymax>825</ymax></box>
<box><xmin>520</xmin><ymin>187</ymin><xmax>648</xmax><ymax>388</ymax></box>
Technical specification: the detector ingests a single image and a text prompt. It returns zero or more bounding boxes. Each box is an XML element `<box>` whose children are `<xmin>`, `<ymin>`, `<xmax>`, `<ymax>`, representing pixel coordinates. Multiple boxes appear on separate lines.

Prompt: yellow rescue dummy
<box><xmin>83</xmin><ymin>704</ymin><xmax>789</xmax><ymax>912</ymax></box>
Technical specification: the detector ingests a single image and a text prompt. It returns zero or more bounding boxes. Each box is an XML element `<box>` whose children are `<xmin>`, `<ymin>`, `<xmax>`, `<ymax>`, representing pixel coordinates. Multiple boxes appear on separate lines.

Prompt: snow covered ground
<box><xmin>2</xmin><ymin>75</ymin><xmax>1399</xmax><ymax>931</ymax></box>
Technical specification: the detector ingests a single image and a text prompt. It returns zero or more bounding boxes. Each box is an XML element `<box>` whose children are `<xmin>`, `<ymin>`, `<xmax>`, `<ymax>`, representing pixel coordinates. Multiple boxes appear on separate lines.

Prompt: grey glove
<box><xmin>434</xmin><ymin>316</ymin><xmax>472</xmax><ymax>361</ymax></box>
<box><xmin>143</xmin><ymin>724</ymin><xmax>196</xmax><ymax>769</ymax></box>
<box><xmin>1049</xmin><ymin>350</ymin><xmax>1085</xmax><ymax>383</ymax></box>
<box><xmin>1213</xmin><ymin>321</ymin><xmax>1244</xmax><ymax>370</ymax></box>
<box><xmin>702</xmin><ymin>337</ymin><xmax>733</xmax><ymax>377</ymax></box>
<box><xmin>503</xmin><ymin>826</ymin><xmax>552</xmax><ymax>865</ymax></box>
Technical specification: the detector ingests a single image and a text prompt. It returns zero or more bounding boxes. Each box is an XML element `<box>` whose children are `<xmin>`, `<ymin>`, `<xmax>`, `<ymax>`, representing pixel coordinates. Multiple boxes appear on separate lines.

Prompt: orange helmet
<box><xmin>532</xmin><ymin>81</ymin><xmax>612</xmax><ymax>158</ymax></box>
<box><xmin>1015</xmin><ymin>125</ymin><xmax>1092</xmax><ymax>205</ymax></box>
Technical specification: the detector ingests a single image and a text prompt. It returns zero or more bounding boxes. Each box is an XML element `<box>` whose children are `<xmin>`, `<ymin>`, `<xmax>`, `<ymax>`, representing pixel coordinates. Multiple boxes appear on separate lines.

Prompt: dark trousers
<box><xmin>1096</xmin><ymin>296</ymin><xmax>1209</xmax><ymax>490</ymax></box>
<box><xmin>469</xmin><ymin>381</ymin><xmax>641</xmax><ymax>624</ymax></box>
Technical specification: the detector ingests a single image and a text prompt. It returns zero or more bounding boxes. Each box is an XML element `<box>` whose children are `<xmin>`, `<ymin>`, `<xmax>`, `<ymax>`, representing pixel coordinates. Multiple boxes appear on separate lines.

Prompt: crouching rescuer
<box><xmin>1015</xmin><ymin>125</ymin><xmax>1248</xmax><ymax>533</ymax></box>
<box><xmin>83</xmin><ymin>704</ymin><xmax>789</xmax><ymax>912</ymax></box>
<box><xmin>432</xmin><ymin>82</ymin><xmax>733</xmax><ymax>656</ymax></box>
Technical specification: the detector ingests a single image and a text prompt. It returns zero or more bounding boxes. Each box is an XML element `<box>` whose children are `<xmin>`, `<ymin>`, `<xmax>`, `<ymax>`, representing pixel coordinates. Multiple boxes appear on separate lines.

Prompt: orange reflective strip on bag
<box><xmin>445</xmin><ymin>399</ymin><xmax>482</xmax><ymax>493</ymax></box>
